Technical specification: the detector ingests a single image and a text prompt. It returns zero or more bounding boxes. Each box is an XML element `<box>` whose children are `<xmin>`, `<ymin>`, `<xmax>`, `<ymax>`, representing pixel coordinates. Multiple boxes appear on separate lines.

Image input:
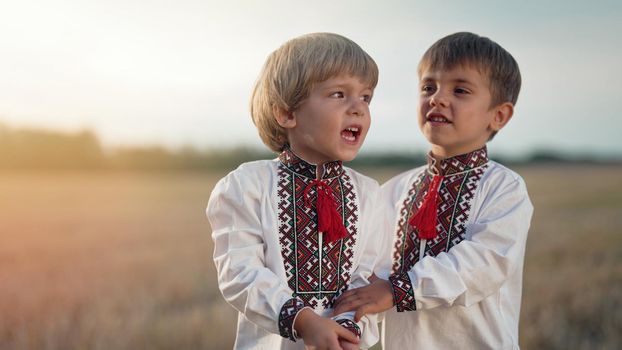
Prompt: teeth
<box><xmin>342</xmin><ymin>126</ymin><xmax>359</xmax><ymax>142</ymax></box>
<box><xmin>429</xmin><ymin>115</ymin><xmax>448</xmax><ymax>122</ymax></box>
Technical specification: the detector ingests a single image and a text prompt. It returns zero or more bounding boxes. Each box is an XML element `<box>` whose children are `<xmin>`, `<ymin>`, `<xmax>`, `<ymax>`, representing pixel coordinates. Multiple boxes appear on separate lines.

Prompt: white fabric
<box><xmin>377</xmin><ymin>160</ymin><xmax>533</xmax><ymax>350</ymax></box>
<box><xmin>207</xmin><ymin>159</ymin><xmax>381</xmax><ymax>349</ymax></box>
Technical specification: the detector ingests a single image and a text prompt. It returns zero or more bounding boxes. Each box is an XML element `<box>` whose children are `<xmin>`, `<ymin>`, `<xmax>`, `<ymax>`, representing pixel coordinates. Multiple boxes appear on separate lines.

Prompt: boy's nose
<box><xmin>430</xmin><ymin>92</ymin><xmax>449</xmax><ymax>107</ymax></box>
<box><xmin>347</xmin><ymin>99</ymin><xmax>366</xmax><ymax>116</ymax></box>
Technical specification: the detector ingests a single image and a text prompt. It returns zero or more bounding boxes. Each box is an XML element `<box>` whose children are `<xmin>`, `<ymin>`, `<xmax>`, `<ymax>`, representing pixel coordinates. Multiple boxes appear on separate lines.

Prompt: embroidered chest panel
<box><xmin>392</xmin><ymin>153</ymin><xmax>488</xmax><ymax>274</ymax></box>
<box><xmin>277</xmin><ymin>164</ymin><xmax>358</xmax><ymax>310</ymax></box>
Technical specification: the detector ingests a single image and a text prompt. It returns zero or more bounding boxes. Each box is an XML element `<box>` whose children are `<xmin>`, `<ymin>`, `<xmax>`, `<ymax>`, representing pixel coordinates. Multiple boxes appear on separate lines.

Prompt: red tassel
<box><xmin>303</xmin><ymin>180</ymin><xmax>348</xmax><ymax>243</ymax></box>
<box><xmin>409</xmin><ymin>175</ymin><xmax>443</xmax><ymax>240</ymax></box>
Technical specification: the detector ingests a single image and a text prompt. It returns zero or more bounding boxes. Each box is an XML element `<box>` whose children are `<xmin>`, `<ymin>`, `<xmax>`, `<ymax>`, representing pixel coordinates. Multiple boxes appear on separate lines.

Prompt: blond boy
<box><xmin>207</xmin><ymin>33</ymin><xmax>382</xmax><ymax>349</ymax></box>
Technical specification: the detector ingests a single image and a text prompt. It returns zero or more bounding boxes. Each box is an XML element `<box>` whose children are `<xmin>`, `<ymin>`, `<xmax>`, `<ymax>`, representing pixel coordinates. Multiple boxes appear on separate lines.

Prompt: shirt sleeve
<box><xmin>206</xmin><ymin>166</ymin><xmax>305</xmax><ymax>340</ymax></box>
<box><xmin>390</xmin><ymin>175</ymin><xmax>533</xmax><ymax>311</ymax></box>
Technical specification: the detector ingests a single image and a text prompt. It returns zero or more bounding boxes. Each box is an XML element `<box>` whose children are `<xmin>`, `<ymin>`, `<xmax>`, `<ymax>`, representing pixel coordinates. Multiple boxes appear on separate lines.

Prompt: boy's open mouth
<box><xmin>341</xmin><ymin>126</ymin><xmax>361</xmax><ymax>142</ymax></box>
<box><xmin>426</xmin><ymin>113</ymin><xmax>452</xmax><ymax>124</ymax></box>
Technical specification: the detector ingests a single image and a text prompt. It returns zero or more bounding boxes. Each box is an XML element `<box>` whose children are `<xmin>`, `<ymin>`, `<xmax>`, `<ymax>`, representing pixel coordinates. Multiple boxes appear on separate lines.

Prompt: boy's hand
<box><xmin>332</xmin><ymin>279</ymin><xmax>394</xmax><ymax>322</ymax></box>
<box><xmin>338</xmin><ymin>339</ymin><xmax>360</xmax><ymax>350</ymax></box>
<box><xmin>294</xmin><ymin>308</ymin><xmax>359</xmax><ymax>350</ymax></box>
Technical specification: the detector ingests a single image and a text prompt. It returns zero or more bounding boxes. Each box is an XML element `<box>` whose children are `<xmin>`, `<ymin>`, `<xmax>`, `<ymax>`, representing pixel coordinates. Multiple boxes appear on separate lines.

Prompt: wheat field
<box><xmin>0</xmin><ymin>165</ymin><xmax>620</xmax><ymax>349</ymax></box>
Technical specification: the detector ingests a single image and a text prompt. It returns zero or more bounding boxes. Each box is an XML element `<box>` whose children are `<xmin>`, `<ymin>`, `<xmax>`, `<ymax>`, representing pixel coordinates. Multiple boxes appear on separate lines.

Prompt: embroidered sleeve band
<box><xmin>278</xmin><ymin>297</ymin><xmax>306</xmax><ymax>341</ymax></box>
<box><xmin>389</xmin><ymin>272</ymin><xmax>417</xmax><ymax>312</ymax></box>
<box><xmin>336</xmin><ymin>319</ymin><xmax>362</xmax><ymax>338</ymax></box>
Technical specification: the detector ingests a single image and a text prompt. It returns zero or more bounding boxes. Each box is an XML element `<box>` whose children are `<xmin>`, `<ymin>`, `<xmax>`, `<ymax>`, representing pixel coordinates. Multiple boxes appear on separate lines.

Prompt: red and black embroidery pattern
<box><xmin>278</xmin><ymin>297</ymin><xmax>305</xmax><ymax>341</ymax></box>
<box><xmin>392</xmin><ymin>174</ymin><xmax>427</xmax><ymax>274</ymax></box>
<box><xmin>277</xmin><ymin>149</ymin><xmax>358</xmax><ymax>311</ymax></box>
<box><xmin>389</xmin><ymin>272</ymin><xmax>416</xmax><ymax>312</ymax></box>
<box><xmin>392</xmin><ymin>147</ymin><xmax>489</xmax><ymax>274</ymax></box>
<box><xmin>336</xmin><ymin>319</ymin><xmax>362</xmax><ymax>338</ymax></box>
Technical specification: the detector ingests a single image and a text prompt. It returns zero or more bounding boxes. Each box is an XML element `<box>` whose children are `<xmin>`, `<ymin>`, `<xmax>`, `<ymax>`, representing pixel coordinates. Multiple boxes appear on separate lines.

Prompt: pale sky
<box><xmin>1</xmin><ymin>0</ymin><xmax>621</xmax><ymax>158</ymax></box>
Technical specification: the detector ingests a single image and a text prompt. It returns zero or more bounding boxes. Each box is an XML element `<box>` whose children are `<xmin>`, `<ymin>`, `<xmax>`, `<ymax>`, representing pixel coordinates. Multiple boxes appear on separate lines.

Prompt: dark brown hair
<box><xmin>418</xmin><ymin>32</ymin><xmax>521</xmax><ymax>107</ymax></box>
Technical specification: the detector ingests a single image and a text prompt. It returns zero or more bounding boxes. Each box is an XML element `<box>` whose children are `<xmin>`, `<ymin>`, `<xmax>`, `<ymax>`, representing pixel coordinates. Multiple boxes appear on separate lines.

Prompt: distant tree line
<box><xmin>0</xmin><ymin>123</ymin><xmax>274</xmax><ymax>171</ymax></box>
<box><xmin>0</xmin><ymin>123</ymin><xmax>618</xmax><ymax>172</ymax></box>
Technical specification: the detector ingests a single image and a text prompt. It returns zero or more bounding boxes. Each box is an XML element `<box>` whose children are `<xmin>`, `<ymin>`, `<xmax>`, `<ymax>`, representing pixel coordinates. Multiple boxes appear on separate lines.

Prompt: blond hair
<box><xmin>250</xmin><ymin>33</ymin><xmax>378</xmax><ymax>152</ymax></box>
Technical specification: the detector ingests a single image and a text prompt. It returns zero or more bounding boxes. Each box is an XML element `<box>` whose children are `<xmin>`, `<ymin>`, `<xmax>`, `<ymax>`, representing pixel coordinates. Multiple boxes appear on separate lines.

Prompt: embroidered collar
<box><xmin>278</xmin><ymin>147</ymin><xmax>344</xmax><ymax>179</ymax></box>
<box><xmin>427</xmin><ymin>146</ymin><xmax>489</xmax><ymax>176</ymax></box>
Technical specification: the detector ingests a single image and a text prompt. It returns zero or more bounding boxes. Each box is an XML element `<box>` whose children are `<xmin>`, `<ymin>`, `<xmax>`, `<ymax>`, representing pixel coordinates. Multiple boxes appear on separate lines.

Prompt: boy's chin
<box><xmin>339</xmin><ymin>152</ymin><xmax>359</xmax><ymax>163</ymax></box>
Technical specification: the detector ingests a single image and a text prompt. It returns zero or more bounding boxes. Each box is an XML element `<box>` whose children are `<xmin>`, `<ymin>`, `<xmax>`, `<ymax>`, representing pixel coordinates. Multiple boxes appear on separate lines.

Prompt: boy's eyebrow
<box><xmin>452</xmin><ymin>78</ymin><xmax>476</xmax><ymax>86</ymax></box>
<box><xmin>419</xmin><ymin>77</ymin><xmax>476</xmax><ymax>86</ymax></box>
<box><xmin>319</xmin><ymin>82</ymin><xmax>374</xmax><ymax>91</ymax></box>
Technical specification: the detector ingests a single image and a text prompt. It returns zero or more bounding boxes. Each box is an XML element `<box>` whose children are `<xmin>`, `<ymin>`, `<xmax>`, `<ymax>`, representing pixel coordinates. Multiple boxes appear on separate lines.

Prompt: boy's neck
<box><xmin>281</xmin><ymin>146</ymin><xmax>340</xmax><ymax>180</ymax></box>
<box><xmin>428</xmin><ymin>145</ymin><xmax>489</xmax><ymax>175</ymax></box>
<box><xmin>430</xmin><ymin>144</ymin><xmax>487</xmax><ymax>161</ymax></box>
<box><xmin>315</xmin><ymin>164</ymin><xmax>325</xmax><ymax>179</ymax></box>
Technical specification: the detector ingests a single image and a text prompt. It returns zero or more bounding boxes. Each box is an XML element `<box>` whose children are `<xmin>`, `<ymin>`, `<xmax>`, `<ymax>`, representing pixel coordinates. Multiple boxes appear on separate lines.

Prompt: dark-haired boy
<box><xmin>334</xmin><ymin>32</ymin><xmax>533</xmax><ymax>349</ymax></box>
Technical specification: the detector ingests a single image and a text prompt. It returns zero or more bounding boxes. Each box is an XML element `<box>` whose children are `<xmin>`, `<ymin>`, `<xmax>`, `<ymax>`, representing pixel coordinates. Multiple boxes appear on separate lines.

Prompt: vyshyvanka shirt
<box><xmin>377</xmin><ymin>147</ymin><xmax>533</xmax><ymax>350</ymax></box>
<box><xmin>207</xmin><ymin>148</ymin><xmax>381</xmax><ymax>349</ymax></box>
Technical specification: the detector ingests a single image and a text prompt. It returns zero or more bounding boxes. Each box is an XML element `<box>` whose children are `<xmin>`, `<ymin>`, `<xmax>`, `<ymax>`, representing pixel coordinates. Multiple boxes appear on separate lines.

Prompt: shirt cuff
<box><xmin>335</xmin><ymin>318</ymin><xmax>362</xmax><ymax>339</ymax></box>
<box><xmin>389</xmin><ymin>272</ymin><xmax>417</xmax><ymax>312</ymax></box>
<box><xmin>278</xmin><ymin>297</ymin><xmax>306</xmax><ymax>341</ymax></box>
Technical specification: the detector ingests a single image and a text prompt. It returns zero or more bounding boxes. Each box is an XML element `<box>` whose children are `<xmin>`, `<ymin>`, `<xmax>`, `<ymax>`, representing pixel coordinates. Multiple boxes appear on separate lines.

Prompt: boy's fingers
<box><xmin>336</xmin><ymin>327</ymin><xmax>359</xmax><ymax>344</ymax></box>
<box><xmin>334</xmin><ymin>300</ymin><xmax>350</xmax><ymax>315</ymax></box>
<box><xmin>369</xmin><ymin>273</ymin><xmax>379</xmax><ymax>283</ymax></box>
<box><xmin>332</xmin><ymin>296</ymin><xmax>343</xmax><ymax>309</ymax></box>
<box><xmin>333</xmin><ymin>300</ymin><xmax>348</xmax><ymax>315</ymax></box>
<box><xmin>333</xmin><ymin>299</ymin><xmax>362</xmax><ymax>315</ymax></box>
<box><xmin>332</xmin><ymin>305</ymin><xmax>343</xmax><ymax>315</ymax></box>
<box><xmin>327</xmin><ymin>337</ymin><xmax>344</xmax><ymax>350</ymax></box>
<box><xmin>354</xmin><ymin>304</ymin><xmax>371</xmax><ymax>322</ymax></box>
<box><xmin>335</xmin><ymin>289</ymin><xmax>355</xmax><ymax>304</ymax></box>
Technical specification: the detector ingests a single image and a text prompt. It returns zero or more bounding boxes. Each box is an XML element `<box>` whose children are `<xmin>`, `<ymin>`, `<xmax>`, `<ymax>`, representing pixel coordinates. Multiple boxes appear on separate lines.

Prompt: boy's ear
<box><xmin>273</xmin><ymin>106</ymin><xmax>296</xmax><ymax>129</ymax></box>
<box><xmin>489</xmin><ymin>102</ymin><xmax>514</xmax><ymax>132</ymax></box>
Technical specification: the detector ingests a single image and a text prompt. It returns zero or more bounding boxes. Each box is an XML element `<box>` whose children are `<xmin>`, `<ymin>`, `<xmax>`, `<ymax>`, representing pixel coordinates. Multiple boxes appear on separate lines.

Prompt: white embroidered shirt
<box><xmin>377</xmin><ymin>147</ymin><xmax>533</xmax><ymax>350</ymax></box>
<box><xmin>207</xmin><ymin>149</ymin><xmax>381</xmax><ymax>349</ymax></box>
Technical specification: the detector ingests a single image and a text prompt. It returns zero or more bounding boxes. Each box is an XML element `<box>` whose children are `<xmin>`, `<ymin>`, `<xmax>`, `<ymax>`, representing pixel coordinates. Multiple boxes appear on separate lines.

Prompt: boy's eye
<box><xmin>361</xmin><ymin>94</ymin><xmax>372</xmax><ymax>103</ymax></box>
<box><xmin>454</xmin><ymin>87</ymin><xmax>470</xmax><ymax>94</ymax></box>
<box><xmin>330</xmin><ymin>91</ymin><xmax>345</xmax><ymax>98</ymax></box>
<box><xmin>421</xmin><ymin>85</ymin><xmax>435</xmax><ymax>94</ymax></box>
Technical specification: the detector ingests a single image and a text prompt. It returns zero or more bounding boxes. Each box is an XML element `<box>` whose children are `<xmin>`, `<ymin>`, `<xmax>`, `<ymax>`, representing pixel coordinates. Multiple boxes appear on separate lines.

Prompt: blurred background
<box><xmin>1</xmin><ymin>0</ymin><xmax>620</xmax><ymax>349</ymax></box>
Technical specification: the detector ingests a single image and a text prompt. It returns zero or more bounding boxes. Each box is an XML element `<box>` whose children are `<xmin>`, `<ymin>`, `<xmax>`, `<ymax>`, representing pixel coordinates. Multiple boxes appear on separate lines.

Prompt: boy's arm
<box><xmin>295</xmin><ymin>308</ymin><xmax>359</xmax><ymax>349</ymax></box>
<box><xmin>333</xmin><ymin>186</ymin><xmax>396</xmax><ymax>319</ymax></box>
<box><xmin>335</xmin><ymin>174</ymin><xmax>533</xmax><ymax>317</ymax></box>
<box><xmin>390</xmin><ymin>175</ymin><xmax>533</xmax><ymax>312</ymax></box>
<box><xmin>207</xmin><ymin>169</ymin><xmax>305</xmax><ymax>341</ymax></box>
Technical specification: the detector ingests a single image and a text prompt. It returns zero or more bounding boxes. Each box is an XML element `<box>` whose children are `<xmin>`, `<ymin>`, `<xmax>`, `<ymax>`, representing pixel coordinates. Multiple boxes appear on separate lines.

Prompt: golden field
<box><xmin>1</xmin><ymin>165</ymin><xmax>620</xmax><ymax>349</ymax></box>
